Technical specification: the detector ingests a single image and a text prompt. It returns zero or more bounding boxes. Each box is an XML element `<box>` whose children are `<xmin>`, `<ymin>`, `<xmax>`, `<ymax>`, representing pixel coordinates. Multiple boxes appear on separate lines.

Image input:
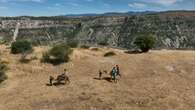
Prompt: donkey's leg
<box><xmin>67</xmin><ymin>77</ymin><xmax>70</xmax><ymax>83</ymax></box>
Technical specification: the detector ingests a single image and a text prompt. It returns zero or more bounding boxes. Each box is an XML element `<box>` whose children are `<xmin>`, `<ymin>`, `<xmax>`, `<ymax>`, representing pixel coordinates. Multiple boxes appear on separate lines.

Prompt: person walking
<box><xmin>116</xmin><ymin>65</ymin><xmax>121</xmax><ymax>77</ymax></box>
<box><xmin>63</xmin><ymin>68</ymin><xmax>70</xmax><ymax>84</ymax></box>
<box><xmin>49</xmin><ymin>76</ymin><xmax>54</xmax><ymax>86</ymax></box>
<box><xmin>63</xmin><ymin>69</ymin><xmax>67</xmax><ymax>75</ymax></box>
<box><xmin>99</xmin><ymin>70</ymin><xmax>103</xmax><ymax>80</ymax></box>
<box><xmin>111</xmin><ymin>67</ymin><xmax>117</xmax><ymax>83</ymax></box>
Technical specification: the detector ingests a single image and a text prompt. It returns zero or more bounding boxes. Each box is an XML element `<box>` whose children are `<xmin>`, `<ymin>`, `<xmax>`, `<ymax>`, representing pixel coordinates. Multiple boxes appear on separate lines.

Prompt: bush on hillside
<box><xmin>11</xmin><ymin>40</ymin><xmax>33</xmax><ymax>54</ymax></box>
<box><xmin>19</xmin><ymin>52</ymin><xmax>31</xmax><ymax>63</ymax></box>
<box><xmin>49</xmin><ymin>44</ymin><xmax>72</xmax><ymax>62</ymax></box>
<box><xmin>0</xmin><ymin>40</ymin><xmax>6</xmax><ymax>45</ymax></box>
<box><xmin>104</xmin><ymin>51</ymin><xmax>116</xmax><ymax>57</ymax></box>
<box><xmin>41</xmin><ymin>52</ymin><xmax>50</xmax><ymax>63</ymax></box>
<box><xmin>67</xmin><ymin>40</ymin><xmax>78</xmax><ymax>48</ymax></box>
<box><xmin>98</xmin><ymin>41</ymin><xmax>108</xmax><ymax>46</ymax></box>
<box><xmin>41</xmin><ymin>44</ymin><xmax>73</xmax><ymax>65</ymax></box>
<box><xmin>134</xmin><ymin>34</ymin><xmax>156</xmax><ymax>52</ymax></box>
<box><xmin>90</xmin><ymin>47</ymin><xmax>99</xmax><ymax>51</ymax></box>
<box><xmin>0</xmin><ymin>60</ymin><xmax>8</xmax><ymax>83</ymax></box>
<box><xmin>31</xmin><ymin>55</ymin><xmax>38</xmax><ymax>60</ymax></box>
<box><xmin>80</xmin><ymin>45</ymin><xmax>90</xmax><ymax>49</ymax></box>
<box><xmin>19</xmin><ymin>55</ymin><xmax>38</xmax><ymax>63</ymax></box>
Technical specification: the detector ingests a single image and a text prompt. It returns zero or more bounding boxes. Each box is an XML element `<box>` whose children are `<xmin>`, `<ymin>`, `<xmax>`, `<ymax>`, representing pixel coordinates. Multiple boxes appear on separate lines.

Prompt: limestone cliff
<box><xmin>0</xmin><ymin>11</ymin><xmax>195</xmax><ymax>49</ymax></box>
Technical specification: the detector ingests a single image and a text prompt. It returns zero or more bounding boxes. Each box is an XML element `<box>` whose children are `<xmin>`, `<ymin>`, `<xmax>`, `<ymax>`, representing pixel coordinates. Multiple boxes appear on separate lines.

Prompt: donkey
<box><xmin>56</xmin><ymin>73</ymin><xmax>70</xmax><ymax>85</ymax></box>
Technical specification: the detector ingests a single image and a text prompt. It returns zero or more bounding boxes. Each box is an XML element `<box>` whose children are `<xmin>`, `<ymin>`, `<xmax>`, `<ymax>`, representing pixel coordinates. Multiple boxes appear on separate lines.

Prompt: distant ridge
<box><xmin>1</xmin><ymin>10</ymin><xmax>195</xmax><ymax>18</ymax></box>
<box><xmin>1</xmin><ymin>10</ymin><xmax>195</xmax><ymax>49</ymax></box>
<box><xmin>64</xmin><ymin>11</ymin><xmax>157</xmax><ymax>17</ymax></box>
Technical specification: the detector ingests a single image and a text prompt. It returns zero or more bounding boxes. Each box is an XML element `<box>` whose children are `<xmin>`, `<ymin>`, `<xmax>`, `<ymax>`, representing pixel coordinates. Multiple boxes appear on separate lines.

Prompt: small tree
<box><xmin>41</xmin><ymin>44</ymin><xmax>73</xmax><ymax>65</ymax></box>
<box><xmin>41</xmin><ymin>52</ymin><xmax>50</xmax><ymax>63</ymax></box>
<box><xmin>80</xmin><ymin>45</ymin><xmax>90</xmax><ymax>49</ymax></box>
<box><xmin>11</xmin><ymin>40</ymin><xmax>33</xmax><ymax>54</ymax></box>
<box><xmin>104</xmin><ymin>51</ymin><xmax>116</xmax><ymax>57</ymax></box>
<box><xmin>0</xmin><ymin>60</ymin><xmax>8</xmax><ymax>83</ymax></box>
<box><xmin>134</xmin><ymin>34</ymin><xmax>156</xmax><ymax>52</ymax></box>
<box><xmin>67</xmin><ymin>40</ymin><xmax>78</xmax><ymax>48</ymax></box>
<box><xmin>49</xmin><ymin>44</ymin><xmax>72</xmax><ymax>62</ymax></box>
<box><xmin>11</xmin><ymin>40</ymin><xmax>33</xmax><ymax>63</ymax></box>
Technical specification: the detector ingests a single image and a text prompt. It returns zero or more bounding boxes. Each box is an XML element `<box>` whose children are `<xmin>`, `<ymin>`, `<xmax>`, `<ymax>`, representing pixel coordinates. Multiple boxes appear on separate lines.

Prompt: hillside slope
<box><xmin>0</xmin><ymin>45</ymin><xmax>195</xmax><ymax>110</ymax></box>
<box><xmin>1</xmin><ymin>11</ymin><xmax>195</xmax><ymax>49</ymax></box>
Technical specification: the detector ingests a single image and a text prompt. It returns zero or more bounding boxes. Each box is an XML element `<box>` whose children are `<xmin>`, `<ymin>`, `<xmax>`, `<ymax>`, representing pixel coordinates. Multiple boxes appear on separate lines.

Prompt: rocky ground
<box><xmin>0</xmin><ymin>45</ymin><xmax>195</xmax><ymax>110</ymax></box>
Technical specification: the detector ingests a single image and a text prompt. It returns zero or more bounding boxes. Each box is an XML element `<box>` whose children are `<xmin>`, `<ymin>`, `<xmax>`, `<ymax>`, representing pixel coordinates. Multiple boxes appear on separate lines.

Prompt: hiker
<box><xmin>116</xmin><ymin>65</ymin><xmax>121</xmax><ymax>77</ymax></box>
<box><xmin>64</xmin><ymin>69</ymin><xmax>67</xmax><ymax>75</ymax></box>
<box><xmin>49</xmin><ymin>76</ymin><xmax>54</xmax><ymax>86</ymax></box>
<box><xmin>99</xmin><ymin>70</ymin><xmax>103</xmax><ymax>80</ymax></box>
<box><xmin>111</xmin><ymin>67</ymin><xmax>117</xmax><ymax>83</ymax></box>
<box><xmin>62</xmin><ymin>69</ymin><xmax>70</xmax><ymax>84</ymax></box>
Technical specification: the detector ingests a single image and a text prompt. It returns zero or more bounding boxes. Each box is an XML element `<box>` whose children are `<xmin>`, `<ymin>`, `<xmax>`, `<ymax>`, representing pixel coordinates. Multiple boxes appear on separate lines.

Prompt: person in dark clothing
<box><xmin>99</xmin><ymin>70</ymin><xmax>103</xmax><ymax>80</ymax></box>
<box><xmin>116</xmin><ymin>65</ymin><xmax>121</xmax><ymax>77</ymax></box>
<box><xmin>62</xmin><ymin>69</ymin><xmax>70</xmax><ymax>84</ymax></box>
<box><xmin>49</xmin><ymin>76</ymin><xmax>54</xmax><ymax>86</ymax></box>
<box><xmin>111</xmin><ymin>67</ymin><xmax>117</xmax><ymax>83</ymax></box>
<box><xmin>64</xmin><ymin>69</ymin><xmax>67</xmax><ymax>74</ymax></box>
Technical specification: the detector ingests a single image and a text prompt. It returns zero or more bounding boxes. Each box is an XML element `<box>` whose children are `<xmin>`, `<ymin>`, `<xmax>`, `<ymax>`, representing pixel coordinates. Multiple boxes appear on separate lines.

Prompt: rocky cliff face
<box><xmin>0</xmin><ymin>11</ymin><xmax>195</xmax><ymax>49</ymax></box>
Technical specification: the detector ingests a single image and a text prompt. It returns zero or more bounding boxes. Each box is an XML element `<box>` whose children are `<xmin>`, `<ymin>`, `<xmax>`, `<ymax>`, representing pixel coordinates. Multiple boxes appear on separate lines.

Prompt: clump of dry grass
<box><xmin>104</xmin><ymin>51</ymin><xmax>116</xmax><ymax>57</ymax></box>
<box><xmin>1</xmin><ymin>45</ymin><xmax>195</xmax><ymax>110</ymax></box>
<box><xmin>90</xmin><ymin>47</ymin><xmax>99</xmax><ymax>51</ymax></box>
<box><xmin>0</xmin><ymin>59</ymin><xmax>8</xmax><ymax>83</ymax></box>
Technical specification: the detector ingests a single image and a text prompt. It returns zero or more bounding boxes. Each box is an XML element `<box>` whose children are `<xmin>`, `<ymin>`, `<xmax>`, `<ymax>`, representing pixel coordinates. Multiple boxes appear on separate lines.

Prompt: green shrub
<box><xmin>98</xmin><ymin>42</ymin><xmax>108</xmax><ymax>46</ymax></box>
<box><xmin>19</xmin><ymin>58</ymin><xmax>31</xmax><ymax>63</ymax></box>
<box><xmin>0</xmin><ymin>60</ymin><xmax>8</xmax><ymax>83</ymax></box>
<box><xmin>67</xmin><ymin>40</ymin><xmax>78</xmax><ymax>48</ymax></box>
<box><xmin>104</xmin><ymin>51</ymin><xmax>116</xmax><ymax>57</ymax></box>
<box><xmin>90</xmin><ymin>47</ymin><xmax>99</xmax><ymax>51</ymax></box>
<box><xmin>41</xmin><ymin>52</ymin><xmax>50</xmax><ymax>63</ymax></box>
<box><xmin>50</xmin><ymin>44</ymin><xmax>72</xmax><ymax>62</ymax></box>
<box><xmin>11</xmin><ymin>40</ymin><xmax>33</xmax><ymax>54</ymax></box>
<box><xmin>19</xmin><ymin>52</ymin><xmax>31</xmax><ymax>63</ymax></box>
<box><xmin>80</xmin><ymin>45</ymin><xmax>90</xmax><ymax>49</ymax></box>
<box><xmin>0</xmin><ymin>40</ymin><xmax>6</xmax><ymax>45</ymax></box>
<box><xmin>41</xmin><ymin>44</ymin><xmax>73</xmax><ymax>65</ymax></box>
<box><xmin>134</xmin><ymin>34</ymin><xmax>156</xmax><ymax>52</ymax></box>
<box><xmin>31</xmin><ymin>55</ymin><xmax>38</xmax><ymax>60</ymax></box>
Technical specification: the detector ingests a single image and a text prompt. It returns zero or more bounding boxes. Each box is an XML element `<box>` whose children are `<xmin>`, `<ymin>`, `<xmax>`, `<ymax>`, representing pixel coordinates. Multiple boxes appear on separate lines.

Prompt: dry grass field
<box><xmin>1</xmin><ymin>44</ymin><xmax>195</xmax><ymax>110</ymax></box>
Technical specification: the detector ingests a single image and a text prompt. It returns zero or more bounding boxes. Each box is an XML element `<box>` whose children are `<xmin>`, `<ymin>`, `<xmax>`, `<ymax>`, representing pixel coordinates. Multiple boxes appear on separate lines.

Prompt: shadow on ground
<box><xmin>124</xmin><ymin>50</ymin><xmax>142</xmax><ymax>54</ymax></box>
<box><xmin>46</xmin><ymin>82</ymin><xmax>66</xmax><ymax>86</ymax></box>
<box><xmin>93</xmin><ymin>77</ymin><xmax>112</xmax><ymax>82</ymax></box>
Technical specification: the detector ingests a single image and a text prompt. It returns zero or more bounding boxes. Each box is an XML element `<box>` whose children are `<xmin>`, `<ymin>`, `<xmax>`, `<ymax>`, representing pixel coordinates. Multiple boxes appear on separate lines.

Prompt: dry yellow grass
<box><xmin>1</xmin><ymin>44</ymin><xmax>195</xmax><ymax>110</ymax></box>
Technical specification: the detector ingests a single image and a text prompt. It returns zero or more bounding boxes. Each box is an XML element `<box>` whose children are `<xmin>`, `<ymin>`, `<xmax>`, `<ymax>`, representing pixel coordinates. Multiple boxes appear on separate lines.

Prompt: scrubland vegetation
<box><xmin>1</xmin><ymin>43</ymin><xmax>195</xmax><ymax>110</ymax></box>
<box><xmin>41</xmin><ymin>44</ymin><xmax>73</xmax><ymax>65</ymax></box>
<box><xmin>134</xmin><ymin>34</ymin><xmax>156</xmax><ymax>52</ymax></box>
<box><xmin>0</xmin><ymin>59</ymin><xmax>7</xmax><ymax>83</ymax></box>
<box><xmin>11</xmin><ymin>40</ymin><xmax>33</xmax><ymax>54</ymax></box>
<box><xmin>104</xmin><ymin>51</ymin><xmax>116</xmax><ymax>57</ymax></box>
